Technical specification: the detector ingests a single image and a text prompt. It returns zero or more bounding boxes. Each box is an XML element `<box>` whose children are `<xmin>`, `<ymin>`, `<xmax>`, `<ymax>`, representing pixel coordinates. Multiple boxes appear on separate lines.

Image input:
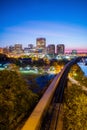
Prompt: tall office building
<box><xmin>47</xmin><ymin>44</ymin><xmax>55</xmax><ymax>54</ymax></box>
<box><xmin>3</xmin><ymin>47</ymin><xmax>9</xmax><ymax>54</ymax></box>
<box><xmin>36</xmin><ymin>38</ymin><xmax>46</xmax><ymax>49</ymax></box>
<box><xmin>56</xmin><ymin>44</ymin><xmax>65</xmax><ymax>55</ymax></box>
<box><xmin>0</xmin><ymin>48</ymin><xmax>3</xmax><ymax>53</ymax></box>
<box><xmin>28</xmin><ymin>44</ymin><xmax>33</xmax><ymax>49</ymax></box>
<box><xmin>36</xmin><ymin>38</ymin><xmax>46</xmax><ymax>53</ymax></box>
<box><xmin>9</xmin><ymin>46</ymin><xmax>15</xmax><ymax>52</ymax></box>
<box><xmin>24</xmin><ymin>44</ymin><xmax>34</xmax><ymax>54</ymax></box>
<box><xmin>14</xmin><ymin>44</ymin><xmax>23</xmax><ymax>54</ymax></box>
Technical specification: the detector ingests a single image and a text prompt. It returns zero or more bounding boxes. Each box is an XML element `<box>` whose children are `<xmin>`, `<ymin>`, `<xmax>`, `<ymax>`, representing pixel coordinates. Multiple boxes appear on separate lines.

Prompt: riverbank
<box><xmin>63</xmin><ymin>63</ymin><xmax>87</xmax><ymax>130</ymax></box>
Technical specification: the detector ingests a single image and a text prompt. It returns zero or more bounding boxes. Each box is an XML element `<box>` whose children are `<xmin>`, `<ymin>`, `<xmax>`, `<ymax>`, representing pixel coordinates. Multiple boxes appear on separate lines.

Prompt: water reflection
<box><xmin>78</xmin><ymin>61</ymin><xmax>87</xmax><ymax>77</ymax></box>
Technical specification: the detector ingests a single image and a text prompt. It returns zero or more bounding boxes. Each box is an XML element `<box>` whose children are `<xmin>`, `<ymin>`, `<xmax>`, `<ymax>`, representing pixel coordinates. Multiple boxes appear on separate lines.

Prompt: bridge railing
<box><xmin>21</xmin><ymin>72</ymin><xmax>64</xmax><ymax>130</ymax></box>
<box><xmin>21</xmin><ymin>58</ymin><xmax>79</xmax><ymax>130</ymax></box>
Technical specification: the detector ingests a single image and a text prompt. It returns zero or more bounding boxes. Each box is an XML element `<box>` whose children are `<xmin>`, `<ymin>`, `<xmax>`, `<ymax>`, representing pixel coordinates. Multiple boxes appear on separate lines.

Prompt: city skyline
<box><xmin>0</xmin><ymin>0</ymin><xmax>87</xmax><ymax>51</ymax></box>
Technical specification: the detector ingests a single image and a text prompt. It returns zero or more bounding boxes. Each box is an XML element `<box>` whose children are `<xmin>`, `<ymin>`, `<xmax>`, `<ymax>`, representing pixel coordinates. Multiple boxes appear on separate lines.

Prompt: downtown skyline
<box><xmin>0</xmin><ymin>0</ymin><xmax>87</xmax><ymax>51</ymax></box>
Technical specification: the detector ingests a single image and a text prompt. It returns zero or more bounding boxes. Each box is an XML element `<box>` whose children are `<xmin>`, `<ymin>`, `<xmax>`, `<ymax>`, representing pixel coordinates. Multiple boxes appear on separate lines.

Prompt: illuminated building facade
<box><xmin>24</xmin><ymin>48</ymin><xmax>30</xmax><ymax>54</ymax></box>
<box><xmin>9</xmin><ymin>46</ymin><xmax>15</xmax><ymax>53</ymax></box>
<box><xmin>0</xmin><ymin>48</ymin><xmax>3</xmax><ymax>53</ymax></box>
<box><xmin>24</xmin><ymin>44</ymin><xmax>34</xmax><ymax>54</ymax></box>
<box><xmin>57</xmin><ymin>44</ymin><xmax>65</xmax><ymax>55</ymax></box>
<box><xmin>14</xmin><ymin>44</ymin><xmax>23</xmax><ymax>54</ymax></box>
<box><xmin>36</xmin><ymin>38</ymin><xmax>46</xmax><ymax>53</ymax></box>
<box><xmin>28</xmin><ymin>44</ymin><xmax>33</xmax><ymax>49</ymax></box>
<box><xmin>47</xmin><ymin>44</ymin><xmax>55</xmax><ymax>54</ymax></box>
<box><xmin>71</xmin><ymin>49</ymin><xmax>77</xmax><ymax>55</ymax></box>
<box><xmin>3</xmin><ymin>47</ymin><xmax>9</xmax><ymax>54</ymax></box>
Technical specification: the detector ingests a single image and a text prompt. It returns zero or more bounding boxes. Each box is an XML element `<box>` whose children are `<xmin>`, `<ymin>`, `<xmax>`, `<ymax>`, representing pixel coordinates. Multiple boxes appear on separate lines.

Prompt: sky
<box><xmin>0</xmin><ymin>0</ymin><xmax>87</xmax><ymax>51</ymax></box>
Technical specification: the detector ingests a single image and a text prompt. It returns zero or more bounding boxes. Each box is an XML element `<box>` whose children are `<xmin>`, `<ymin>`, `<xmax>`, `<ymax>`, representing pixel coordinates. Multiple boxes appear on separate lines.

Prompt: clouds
<box><xmin>0</xmin><ymin>21</ymin><xmax>87</xmax><ymax>49</ymax></box>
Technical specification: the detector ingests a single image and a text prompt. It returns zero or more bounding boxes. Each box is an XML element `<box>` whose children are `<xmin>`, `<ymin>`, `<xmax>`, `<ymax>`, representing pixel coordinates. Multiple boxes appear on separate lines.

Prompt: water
<box><xmin>36</xmin><ymin>74</ymin><xmax>55</xmax><ymax>88</ymax></box>
<box><xmin>78</xmin><ymin>62</ymin><xmax>87</xmax><ymax>77</ymax></box>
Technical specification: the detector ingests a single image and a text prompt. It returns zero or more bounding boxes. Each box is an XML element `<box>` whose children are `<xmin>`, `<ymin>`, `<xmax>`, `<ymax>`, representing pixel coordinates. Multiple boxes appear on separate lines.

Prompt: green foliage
<box><xmin>81</xmin><ymin>76</ymin><xmax>87</xmax><ymax>87</ymax></box>
<box><xmin>0</xmin><ymin>54</ymin><xmax>8</xmax><ymax>61</ymax></box>
<box><xmin>69</xmin><ymin>64</ymin><xmax>87</xmax><ymax>87</ymax></box>
<box><xmin>69</xmin><ymin>64</ymin><xmax>84</xmax><ymax>80</ymax></box>
<box><xmin>63</xmin><ymin>85</ymin><xmax>87</xmax><ymax>130</ymax></box>
<box><xmin>0</xmin><ymin>70</ymin><xmax>38</xmax><ymax>130</ymax></box>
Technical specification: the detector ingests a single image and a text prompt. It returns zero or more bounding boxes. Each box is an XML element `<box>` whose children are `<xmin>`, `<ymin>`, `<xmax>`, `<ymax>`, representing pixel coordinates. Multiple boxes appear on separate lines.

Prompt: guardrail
<box><xmin>21</xmin><ymin>58</ymin><xmax>79</xmax><ymax>130</ymax></box>
<box><xmin>21</xmin><ymin>73</ymin><xmax>61</xmax><ymax>130</ymax></box>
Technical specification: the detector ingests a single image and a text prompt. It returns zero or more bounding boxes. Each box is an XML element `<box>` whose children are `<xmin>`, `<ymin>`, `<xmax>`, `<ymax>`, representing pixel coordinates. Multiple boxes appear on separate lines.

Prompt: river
<box><xmin>77</xmin><ymin>62</ymin><xmax>87</xmax><ymax>77</ymax></box>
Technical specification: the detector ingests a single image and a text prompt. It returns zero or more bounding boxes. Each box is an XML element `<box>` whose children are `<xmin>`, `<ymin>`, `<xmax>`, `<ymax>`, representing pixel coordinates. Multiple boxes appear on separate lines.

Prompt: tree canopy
<box><xmin>0</xmin><ymin>70</ymin><xmax>38</xmax><ymax>130</ymax></box>
<box><xmin>63</xmin><ymin>84</ymin><xmax>87</xmax><ymax>130</ymax></box>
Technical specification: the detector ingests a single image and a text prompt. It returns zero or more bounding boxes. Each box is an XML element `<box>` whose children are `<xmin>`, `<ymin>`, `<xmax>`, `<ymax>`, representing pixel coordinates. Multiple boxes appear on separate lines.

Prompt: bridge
<box><xmin>21</xmin><ymin>57</ymin><xmax>82</xmax><ymax>130</ymax></box>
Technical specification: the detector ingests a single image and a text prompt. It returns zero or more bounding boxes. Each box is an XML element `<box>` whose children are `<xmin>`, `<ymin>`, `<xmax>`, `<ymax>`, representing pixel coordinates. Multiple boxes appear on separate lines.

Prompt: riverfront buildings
<box><xmin>57</xmin><ymin>44</ymin><xmax>65</xmax><ymax>55</ymax></box>
<box><xmin>36</xmin><ymin>38</ymin><xmax>46</xmax><ymax>54</ymax></box>
<box><xmin>47</xmin><ymin>44</ymin><xmax>55</xmax><ymax>54</ymax></box>
<box><xmin>36</xmin><ymin>38</ymin><xmax>46</xmax><ymax>49</ymax></box>
<box><xmin>0</xmin><ymin>37</ymin><xmax>86</xmax><ymax>57</ymax></box>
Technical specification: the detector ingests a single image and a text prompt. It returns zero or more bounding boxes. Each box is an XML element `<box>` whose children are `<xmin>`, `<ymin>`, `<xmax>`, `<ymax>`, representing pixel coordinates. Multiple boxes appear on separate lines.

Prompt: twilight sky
<box><xmin>0</xmin><ymin>0</ymin><xmax>87</xmax><ymax>51</ymax></box>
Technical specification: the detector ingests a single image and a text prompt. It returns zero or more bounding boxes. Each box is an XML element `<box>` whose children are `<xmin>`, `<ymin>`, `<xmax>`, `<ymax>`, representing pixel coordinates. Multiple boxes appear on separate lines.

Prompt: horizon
<box><xmin>0</xmin><ymin>42</ymin><xmax>87</xmax><ymax>53</ymax></box>
<box><xmin>0</xmin><ymin>0</ymin><xmax>87</xmax><ymax>51</ymax></box>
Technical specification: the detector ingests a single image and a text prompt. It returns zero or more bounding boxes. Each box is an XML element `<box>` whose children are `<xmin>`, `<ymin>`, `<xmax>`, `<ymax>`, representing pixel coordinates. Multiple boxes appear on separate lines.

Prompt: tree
<box><xmin>69</xmin><ymin>64</ymin><xmax>84</xmax><ymax>80</ymax></box>
<box><xmin>63</xmin><ymin>84</ymin><xmax>87</xmax><ymax>130</ymax></box>
<box><xmin>0</xmin><ymin>70</ymin><xmax>38</xmax><ymax>130</ymax></box>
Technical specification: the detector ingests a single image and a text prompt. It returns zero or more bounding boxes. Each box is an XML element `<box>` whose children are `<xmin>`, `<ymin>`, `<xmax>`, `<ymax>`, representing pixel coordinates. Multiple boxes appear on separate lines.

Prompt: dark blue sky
<box><xmin>1</xmin><ymin>0</ymin><xmax>87</xmax><ymax>26</ymax></box>
<box><xmin>0</xmin><ymin>0</ymin><xmax>87</xmax><ymax>50</ymax></box>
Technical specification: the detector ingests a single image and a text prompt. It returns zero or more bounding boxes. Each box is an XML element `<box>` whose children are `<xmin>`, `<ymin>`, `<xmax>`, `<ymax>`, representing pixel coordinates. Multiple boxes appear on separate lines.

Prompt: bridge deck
<box><xmin>21</xmin><ymin>57</ymin><xmax>80</xmax><ymax>130</ymax></box>
<box><xmin>22</xmin><ymin>73</ymin><xmax>61</xmax><ymax>130</ymax></box>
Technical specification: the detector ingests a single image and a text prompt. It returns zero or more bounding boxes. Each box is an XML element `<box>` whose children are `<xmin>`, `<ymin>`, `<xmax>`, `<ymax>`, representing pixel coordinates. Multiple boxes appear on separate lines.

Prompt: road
<box><xmin>68</xmin><ymin>76</ymin><xmax>87</xmax><ymax>91</ymax></box>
